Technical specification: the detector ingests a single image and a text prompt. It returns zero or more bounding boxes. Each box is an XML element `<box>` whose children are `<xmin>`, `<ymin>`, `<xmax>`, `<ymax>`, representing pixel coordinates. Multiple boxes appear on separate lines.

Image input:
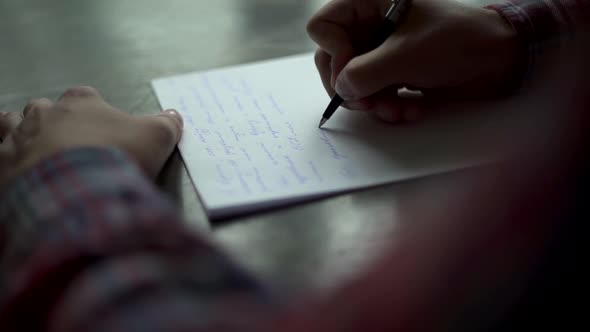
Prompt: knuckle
<box><xmin>25</xmin><ymin>98</ymin><xmax>40</xmax><ymax>108</ymax></box>
<box><xmin>7</xmin><ymin>111</ymin><xmax>23</xmax><ymax>121</ymax></box>
<box><xmin>24</xmin><ymin>98</ymin><xmax>48</xmax><ymax>115</ymax></box>
<box><xmin>314</xmin><ymin>49</ymin><xmax>324</xmax><ymax>67</ymax></box>
<box><xmin>63</xmin><ymin>86</ymin><xmax>99</xmax><ymax>98</ymax></box>
<box><xmin>306</xmin><ymin>16</ymin><xmax>320</xmax><ymax>36</ymax></box>
<box><xmin>341</xmin><ymin>62</ymin><xmax>365</xmax><ymax>90</ymax></box>
<box><xmin>314</xmin><ymin>49</ymin><xmax>333</xmax><ymax>81</ymax></box>
<box><xmin>314</xmin><ymin>48</ymin><xmax>321</xmax><ymax>61</ymax></box>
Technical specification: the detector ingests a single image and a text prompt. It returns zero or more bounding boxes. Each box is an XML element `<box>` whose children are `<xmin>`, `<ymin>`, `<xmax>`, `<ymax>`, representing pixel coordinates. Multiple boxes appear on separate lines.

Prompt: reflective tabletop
<box><xmin>1</xmin><ymin>0</ymin><xmax>493</xmax><ymax>296</ymax></box>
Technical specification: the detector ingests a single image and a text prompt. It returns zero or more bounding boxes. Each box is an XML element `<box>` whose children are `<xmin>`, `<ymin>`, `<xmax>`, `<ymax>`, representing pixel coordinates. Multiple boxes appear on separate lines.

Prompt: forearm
<box><xmin>0</xmin><ymin>148</ymin><xmax>272</xmax><ymax>331</ymax></box>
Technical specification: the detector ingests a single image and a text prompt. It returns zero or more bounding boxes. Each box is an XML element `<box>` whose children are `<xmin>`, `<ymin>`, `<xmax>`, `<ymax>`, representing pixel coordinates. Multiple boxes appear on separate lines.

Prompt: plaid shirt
<box><xmin>0</xmin><ymin>1</ymin><xmax>587</xmax><ymax>331</ymax></box>
<box><xmin>487</xmin><ymin>0</ymin><xmax>588</xmax><ymax>87</ymax></box>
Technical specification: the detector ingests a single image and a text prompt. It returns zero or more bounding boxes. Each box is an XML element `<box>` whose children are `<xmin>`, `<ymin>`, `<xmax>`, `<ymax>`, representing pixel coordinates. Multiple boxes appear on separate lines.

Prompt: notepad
<box><xmin>152</xmin><ymin>53</ymin><xmax>498</xmax><ymax>219</ymax></box>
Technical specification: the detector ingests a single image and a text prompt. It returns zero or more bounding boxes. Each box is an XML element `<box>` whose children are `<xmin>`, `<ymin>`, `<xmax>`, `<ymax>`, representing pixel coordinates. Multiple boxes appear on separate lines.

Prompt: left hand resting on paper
<box><xmin>0</xmin><ymin>86</ymin><xmax>183</xmax><ymax>186</ymax></box>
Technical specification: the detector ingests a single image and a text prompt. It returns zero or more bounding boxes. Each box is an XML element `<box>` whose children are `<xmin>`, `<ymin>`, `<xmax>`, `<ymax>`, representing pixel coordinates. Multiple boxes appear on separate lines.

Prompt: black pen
<box><xmin>318</xmin><ymin>0</ymin><xmax>413</xmax><ymax>128</ymax></box>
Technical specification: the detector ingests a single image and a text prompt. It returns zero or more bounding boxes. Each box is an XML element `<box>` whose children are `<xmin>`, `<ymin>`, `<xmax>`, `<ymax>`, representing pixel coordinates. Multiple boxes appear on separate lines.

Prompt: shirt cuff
<box><xmin>0</xmin><ymin>148</ymin><xmax>274</xmax><ymax>331</ymax></box>
<box><xmin>0</xmin><ymin>147</ymin><xmax>179</xmax><ymax>263</ymax></box>
<box><xmin>486</xmin><ymin>0</ymin><xmax>582</xmax><ymax>90</ymax></box>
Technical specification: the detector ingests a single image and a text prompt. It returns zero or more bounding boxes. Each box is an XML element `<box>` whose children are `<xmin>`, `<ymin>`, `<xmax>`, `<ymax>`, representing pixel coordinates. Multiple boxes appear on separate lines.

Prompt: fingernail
<box><xmin>335</xmin><ymin>74</ymin><xmax>355</xmax><ymax>100</ymax></box>
<box><xmin>162</xmin><ymin>108</ymin><xmax>179</xmax><ymax>116</ymax></box>
<box><xmin>161</xmin><ymin>109</ymin><xmax>183</xmax><ymax>128</ymax></box>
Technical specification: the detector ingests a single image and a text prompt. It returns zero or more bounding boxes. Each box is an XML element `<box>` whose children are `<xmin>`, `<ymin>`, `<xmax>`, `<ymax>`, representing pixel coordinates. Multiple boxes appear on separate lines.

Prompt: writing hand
<box><xmin>307</xmin><ymin>0</ymin><xmax>519</xmax><ymax>123</ymax></box>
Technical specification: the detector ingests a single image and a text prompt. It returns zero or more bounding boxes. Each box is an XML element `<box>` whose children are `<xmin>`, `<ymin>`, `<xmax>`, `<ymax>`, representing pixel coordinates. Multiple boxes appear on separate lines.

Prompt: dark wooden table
<box><xmin>0</xmin><ymin>0</ymin><xmax>496</xmax><ymax>296</ymax></box>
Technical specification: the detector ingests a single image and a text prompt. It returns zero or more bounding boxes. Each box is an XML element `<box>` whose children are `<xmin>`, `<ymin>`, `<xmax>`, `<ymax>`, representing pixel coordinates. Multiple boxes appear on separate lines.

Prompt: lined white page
<box><xmin>152</xmin><ymin>53</ymin><xmax>495</xmax><ymax>219</ymax></box>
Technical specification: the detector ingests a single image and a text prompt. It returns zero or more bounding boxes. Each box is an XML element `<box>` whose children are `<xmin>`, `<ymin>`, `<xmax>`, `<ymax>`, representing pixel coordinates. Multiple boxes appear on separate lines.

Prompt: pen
<box><xmin>318</xmin><ymin>0</ymin><xmax>413</xmax><ymax>128</ymax></box>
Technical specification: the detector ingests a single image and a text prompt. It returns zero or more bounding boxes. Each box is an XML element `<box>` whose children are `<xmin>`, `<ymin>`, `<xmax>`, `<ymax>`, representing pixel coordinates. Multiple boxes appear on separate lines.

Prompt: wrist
<box><xmin>1</xmin><ymin>146</ymin><xmax>91</xmax><ymax>187</ymax></box>
<box><xmin>482</xmin><ymin>7</ymin><xmax>527</xmax><ymax>93</ymax></box>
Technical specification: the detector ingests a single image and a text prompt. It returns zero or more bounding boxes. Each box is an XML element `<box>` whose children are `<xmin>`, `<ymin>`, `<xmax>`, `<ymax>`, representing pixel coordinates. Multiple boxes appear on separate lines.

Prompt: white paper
<box><xmin>152</xmin><ymin>53</ymin><xmax>495</xmax><ymax>219</ymax></box>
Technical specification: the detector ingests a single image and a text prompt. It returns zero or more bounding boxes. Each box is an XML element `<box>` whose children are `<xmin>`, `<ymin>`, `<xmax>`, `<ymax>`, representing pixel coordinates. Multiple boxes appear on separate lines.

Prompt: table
<box><xmin>0</xmin><ymin>0</ymin><xmax>493</xmax><ymax>296</ymax></box>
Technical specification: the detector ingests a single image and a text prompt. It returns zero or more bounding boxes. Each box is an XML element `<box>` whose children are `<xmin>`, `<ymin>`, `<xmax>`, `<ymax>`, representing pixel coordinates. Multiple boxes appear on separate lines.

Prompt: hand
<box><xmin>307</xmin><ymin>0</ymin><xmax>519</xmax><ymax>123</ymax></box>
<box><xmin>0</xmin><ymin>86</ymin><xmax>183</xmax><ymax>185</ymax></box>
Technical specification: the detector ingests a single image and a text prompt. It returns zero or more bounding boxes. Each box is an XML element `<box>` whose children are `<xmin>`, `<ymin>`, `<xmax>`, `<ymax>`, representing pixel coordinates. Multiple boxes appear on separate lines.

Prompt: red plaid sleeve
<box><xmin>486</xmin><ymin>0</ymin><xmax>589</xmax><ymax>88</ymax></box>
<box><xmin>0</xmin><ymin>148</ymin><xmax>273</xmax><ymax>332</ymax></box>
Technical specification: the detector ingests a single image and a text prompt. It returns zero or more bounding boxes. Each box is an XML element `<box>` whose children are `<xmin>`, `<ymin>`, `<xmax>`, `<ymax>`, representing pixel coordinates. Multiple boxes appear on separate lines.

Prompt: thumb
<box><xmin>335</xmin><ymin>40</ymin><xmax>409</xmax><ymax>100</ymax></box>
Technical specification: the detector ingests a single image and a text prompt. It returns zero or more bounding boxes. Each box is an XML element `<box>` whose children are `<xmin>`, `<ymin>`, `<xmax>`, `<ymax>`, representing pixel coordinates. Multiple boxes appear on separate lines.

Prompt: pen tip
<box><xmin>318</xmin><ymin>118</ymin><xmax>327</xmax><ymax>129</ymax></box>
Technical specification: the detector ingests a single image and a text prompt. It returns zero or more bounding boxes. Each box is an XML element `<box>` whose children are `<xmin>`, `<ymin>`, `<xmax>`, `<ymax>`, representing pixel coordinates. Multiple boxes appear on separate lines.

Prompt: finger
<box><xmin>373</xmin><ymin>103</ymin><xmax>425</xmax><ymax>124</ymax></box>
<box><xmin>315</xmin><ymin>48</ymin><xmax>374</xmax><ymax>112</ymax></box>
<box><xmin>370</xmin><ymin>90</ymin><xmax>427</xmax><ymax>124</ymax></box>
<box><xmin>138</xmin><ymin>109</ymin><xmax>183</xmax><ymax>177</ymax></box>
<box><xmin>308</xmin><ymin>0</ymin><xmax>396</xmax><ymax>87</ymax></box>
<box><xmin>0</xmin><ymin>112</ymin><xmax>5</xmax><ymax>146</ymax></box>
<box><xmin>343</xmin><ymin>85</ymin><xmax>401</xmax><ymax>113</ymax></box>
<box><xmin>403</xmin><ymin>103</ymin><xmax>423</xmax><ymax>123</ymax></box>
<box><xmin>342</xmin><ymin>98</ymin><xmax>375</xmax><ymax>112</ymax></box>
<box><xmin>307</xmin><ymin>0</ymin><xmax>357</xmax><ymax>57</ymax></box>
<box><xmin>330</xmin><ymin>53</ymin><xmax>353</xmax><ymax>89</ymax></box>
<box><xmin>0</xmin><ymin>112</ymin><xmax>24</xmax><ymax>141</ymax></box>
<box><xmin>57</xmin><ymin>86</ymin><xmax>102</xmax><ymax>102</ymax></box>
<box><xmin>315</xmin><ymin>47</ymin><xmax>375</xmax><ymax>112</ymax></box>
<box><xmin>307</xmin><ymin>0</ymin><xmax>360</xmax><ymax>84</ymax></box>
<box><xmin>23</xmin><ymin>98</ymin><xmax>54</xmax><ymax>117</ymax></box>
<box><xmin>400</xmin><ymin>89</ymin><xmax>425</xmax><ymax>122</ymax></box>
<box><xmin>152</xmin><ymin>109</ymin><xmax>184</xmax><ymax>145</ymax></box>
<box><xmin>373</xmin><ymin>98</ymin><xmax>403</xmax><ymax>124</ymax></box>
<box><xmin>307</xmin><ymin>0</ymin><xmax>388</xmax><ymax>53</ymax></box>
<box><xmin>335</xmin><ymin>38</ymin><xmax>410</xmax><ymax>101</ymax></box>
<box><xmin>315</xmin><ymin>48</ymin><xmax>336</xmax><ymax>97</ymax></box>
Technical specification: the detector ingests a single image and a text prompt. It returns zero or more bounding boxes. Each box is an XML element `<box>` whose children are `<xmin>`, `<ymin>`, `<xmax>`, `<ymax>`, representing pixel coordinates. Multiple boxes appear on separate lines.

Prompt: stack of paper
<box><xmin>152</xmin><ymin>53</ymin><xmax>495</xmax><ymax>219</ymax></box>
